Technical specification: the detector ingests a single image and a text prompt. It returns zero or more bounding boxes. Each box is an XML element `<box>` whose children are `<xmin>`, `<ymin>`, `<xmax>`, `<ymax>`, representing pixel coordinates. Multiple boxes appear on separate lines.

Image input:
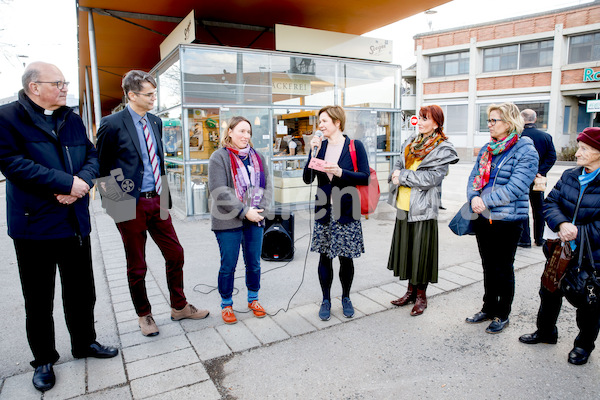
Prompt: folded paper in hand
<box><xmin>308</xmin><ymin>158</ymin><xmax>328</xmax><ymax>173</ymax></box>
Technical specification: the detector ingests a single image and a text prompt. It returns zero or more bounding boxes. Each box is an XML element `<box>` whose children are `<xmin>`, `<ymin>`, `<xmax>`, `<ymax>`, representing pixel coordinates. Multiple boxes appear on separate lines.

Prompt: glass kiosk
<box><xmin>152</xmin><ymin>44</ymin><xmax>405</xmax><ymax>216</ymax></box>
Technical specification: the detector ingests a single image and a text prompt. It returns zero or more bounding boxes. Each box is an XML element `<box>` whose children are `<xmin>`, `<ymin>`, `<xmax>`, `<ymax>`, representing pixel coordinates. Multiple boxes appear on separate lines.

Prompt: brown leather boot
<box><xmin>410</xmin><ymin>289</ymin><xmax>427</xmax><ymax>316</ymax></box>
<box><xmin>391</xmin><ymin>283</ymin><xmax>416</xmax><ymax>306</ymax></box>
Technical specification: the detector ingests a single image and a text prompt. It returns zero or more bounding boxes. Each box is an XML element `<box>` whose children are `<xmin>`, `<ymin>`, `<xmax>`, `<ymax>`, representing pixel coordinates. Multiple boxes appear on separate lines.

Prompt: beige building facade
<box><xmin>413</xmin><ymin>1</ymin><xmax>600</xmax><ymax>160</ymax></box>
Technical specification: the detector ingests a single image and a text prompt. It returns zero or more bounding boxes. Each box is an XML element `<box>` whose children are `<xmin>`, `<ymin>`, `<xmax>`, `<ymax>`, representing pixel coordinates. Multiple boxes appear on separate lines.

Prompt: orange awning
<box><xmin>77</xmin><ymin>0</ymin><xmax>450</xmax><ymax>116</ymax></box>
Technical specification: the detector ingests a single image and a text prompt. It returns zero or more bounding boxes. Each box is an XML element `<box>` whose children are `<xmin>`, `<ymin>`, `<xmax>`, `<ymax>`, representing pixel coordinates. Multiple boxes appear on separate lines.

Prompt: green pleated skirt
<box><xmin>387</xmin><ymin>217</ymin><xmax>439</xmax><ymax>284</ymax></box>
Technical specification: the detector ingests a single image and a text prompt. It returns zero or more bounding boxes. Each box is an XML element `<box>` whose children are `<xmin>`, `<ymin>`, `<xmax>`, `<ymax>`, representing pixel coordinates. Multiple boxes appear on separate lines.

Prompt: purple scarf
<box><xmin>225</xmin><ymin>146</ymin><xmax>266</xmax><ymax>208</ymax></box>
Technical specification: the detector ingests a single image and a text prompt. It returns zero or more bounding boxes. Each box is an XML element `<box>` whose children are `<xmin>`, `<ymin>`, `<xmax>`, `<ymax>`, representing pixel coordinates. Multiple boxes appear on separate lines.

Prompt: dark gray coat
<box><xmin>208</xmin><ymin>147</ymin><xmax>272</xmax><ymax>231</ymax></box>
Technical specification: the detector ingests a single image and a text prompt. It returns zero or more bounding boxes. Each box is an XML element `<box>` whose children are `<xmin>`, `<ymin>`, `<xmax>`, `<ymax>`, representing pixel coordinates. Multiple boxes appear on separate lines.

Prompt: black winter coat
<box><xmin>0</xmin><ymin>91</ymin><xmax>99</xmax><ymax>239</ymax></box>
<box><xmin>544</xmin><ymin>166</ymin><xmax>600</xmax><ymax>270</ymax></box>
<box><xmin>521</xmin><ymin>123</ymin><xmax>556</xmax><ymax>176</ymax></box>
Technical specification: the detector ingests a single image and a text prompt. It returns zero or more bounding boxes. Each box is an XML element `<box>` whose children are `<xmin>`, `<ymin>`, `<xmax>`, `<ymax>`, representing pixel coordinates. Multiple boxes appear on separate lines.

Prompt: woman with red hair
<box><xmin>386</xmin><ymin>105</ymin><xmax>458</xmax><ymax>316</ymax></box>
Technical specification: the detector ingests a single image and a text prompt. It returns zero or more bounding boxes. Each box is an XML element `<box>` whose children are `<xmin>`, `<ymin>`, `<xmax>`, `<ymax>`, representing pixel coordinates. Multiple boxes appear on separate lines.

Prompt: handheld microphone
<box><xmin>312</xmin><ymin>131</ymin><xmax>323</xmax><ymax>158</ymax></box>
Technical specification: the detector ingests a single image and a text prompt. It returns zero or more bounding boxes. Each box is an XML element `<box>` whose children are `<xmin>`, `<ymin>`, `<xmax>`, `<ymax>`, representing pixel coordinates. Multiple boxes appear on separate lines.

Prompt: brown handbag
<box><xmin>541</xmin><ymin>239</ymin><xmax>574</xmax><ymax>292</ymax></box>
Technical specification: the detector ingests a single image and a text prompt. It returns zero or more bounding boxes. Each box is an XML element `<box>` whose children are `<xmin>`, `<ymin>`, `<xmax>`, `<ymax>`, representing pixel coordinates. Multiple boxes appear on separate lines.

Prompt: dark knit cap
<box><xmin>577</xmin><ymin>127</ymin><xmax>600</xmax><ymax>151</ymax></box>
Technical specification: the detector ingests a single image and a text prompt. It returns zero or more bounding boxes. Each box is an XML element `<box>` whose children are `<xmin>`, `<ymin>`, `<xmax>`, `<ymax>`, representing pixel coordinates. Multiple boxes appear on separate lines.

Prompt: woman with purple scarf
<box><xmin>465</xmin><ymin>102</ymin><xmax>538</xmax><ymax>334</ymax></box>
<box><xmin>208</xmin><ymin>116</ymin><xmax>272</xmax><ymax>325</ymax></box>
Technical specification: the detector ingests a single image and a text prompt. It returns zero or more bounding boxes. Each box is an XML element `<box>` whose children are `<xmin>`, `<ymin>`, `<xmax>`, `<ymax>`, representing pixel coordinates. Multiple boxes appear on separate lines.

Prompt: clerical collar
<box><xmin>24</xmin><ymin>93</ymin><xmax>56</xmax><ymax>116</ymax></box>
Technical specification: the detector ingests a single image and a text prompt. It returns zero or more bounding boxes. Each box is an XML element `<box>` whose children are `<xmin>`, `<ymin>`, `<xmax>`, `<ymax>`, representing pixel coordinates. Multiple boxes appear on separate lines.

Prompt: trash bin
<box><xmin>192</xmin><ymin>181</ymin><xmax>208</xmax><ymax>214</ymax></box>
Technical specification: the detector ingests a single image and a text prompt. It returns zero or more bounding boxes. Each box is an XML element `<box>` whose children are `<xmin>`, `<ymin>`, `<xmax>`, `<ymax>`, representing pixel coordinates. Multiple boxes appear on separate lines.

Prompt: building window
<box><xmin>568</xmin><ymin>32</ymin><xmax>600</xmax><ymax>64</ymax></box>
<box><xmin>520</xmin><ymin>40</ymin><xmax>554</xmax><ymax>68</ymax></box>
<box><xmin>478</xmin><ymin>102</ymin><xmax>549</xmax><ymax>132</ymax></box>
<box><xmin>563</xmin><ymin>105</ymin><xmax>571</xmax><ymax>135</ymax></box>
<box><xmin>444</xmin><ymin>105</ymin><xmax>468</xmax><ymax>135</ymax></box>
<box><xmin>429</xmin><ymin>52</ymin><xmax>469</xmax><ymax>77</ymax></box>
<box><xmin>483</xmin><ymin>40</ymin><xmax>553</xmax><ymax>72</ymax></box>
<box><xmin>483</xmin><ymin>45</ymin><xmax>518</xmax><ymax>72</ymax></box>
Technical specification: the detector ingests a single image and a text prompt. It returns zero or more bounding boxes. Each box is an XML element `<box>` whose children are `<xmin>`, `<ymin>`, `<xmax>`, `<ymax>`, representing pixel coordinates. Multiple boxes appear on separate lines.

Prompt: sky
<box><xmin>0</xmin><ymin>0</ymin><xmax>594</xmax><ymax>100</ymax></box>
<box><xmin>0</xmin><ymin>0</ymin><xmax>78</xmax><ymax>100</ymax></box>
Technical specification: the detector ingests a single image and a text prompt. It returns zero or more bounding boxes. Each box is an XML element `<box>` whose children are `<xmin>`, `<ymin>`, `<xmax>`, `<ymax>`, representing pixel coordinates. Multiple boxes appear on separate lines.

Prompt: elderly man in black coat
<box><xmin>0</xmin><ymin>62</ymin><xmax>118</xmax><ymax>392</ymax></box>
<box><xmin>518</xmin><ymin>109</ymin><xmax>557</xmax><ymax>247</ymax></box>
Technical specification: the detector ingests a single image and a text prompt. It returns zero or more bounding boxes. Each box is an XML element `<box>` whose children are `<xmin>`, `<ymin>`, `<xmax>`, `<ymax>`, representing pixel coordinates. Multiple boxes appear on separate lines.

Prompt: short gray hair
<box><xmin>22</xmin><ymin>65</ymin><xmax>41</xmax><ymax>94</ymax></box>
<box><xmin>122</xmin><ymin>70</ymin><xmax>156</xmax><ymax>97</ymax></box>
<box><xmin>521</xmin><ymin>109</ymin><xmax>537</xmax><ymax>123</ymax></box>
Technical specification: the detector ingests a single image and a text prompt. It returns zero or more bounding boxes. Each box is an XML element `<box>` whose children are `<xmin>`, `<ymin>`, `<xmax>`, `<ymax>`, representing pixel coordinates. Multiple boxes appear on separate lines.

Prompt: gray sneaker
<box><xmin>319</xmin><ymin>300</ymin><xmax>331</xmax><ymax>321</ymax></box>
<box><xmin>342</xmin><ymin>297</ymin><xmax>354</xmax><ymax>318</ymax></box>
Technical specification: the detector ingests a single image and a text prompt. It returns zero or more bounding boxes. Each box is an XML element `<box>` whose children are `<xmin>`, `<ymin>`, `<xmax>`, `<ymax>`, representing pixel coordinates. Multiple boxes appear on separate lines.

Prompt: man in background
<box><xmin>0</xmin><ymin>62</ymin><xmax>118</xmax><ymax>392</ymax></box>
<box><xmin>518</xmin><ymin>109</ymin><xmax>557</xmax><ymax>247</ymax></box>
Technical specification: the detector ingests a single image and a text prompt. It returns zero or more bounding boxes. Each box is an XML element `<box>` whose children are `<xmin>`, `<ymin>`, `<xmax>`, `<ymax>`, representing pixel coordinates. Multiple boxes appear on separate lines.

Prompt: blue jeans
<box><xmin>214</xmin><ymin>222</ymin><xmax>264</xmax><ymax>308</ymax></box>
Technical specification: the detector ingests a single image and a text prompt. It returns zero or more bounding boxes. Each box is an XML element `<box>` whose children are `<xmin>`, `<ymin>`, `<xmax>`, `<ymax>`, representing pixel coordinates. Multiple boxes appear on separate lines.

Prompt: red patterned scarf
<box><xmin>472</xmin><ymin>131</ymin><xmax>519</xmax><ymax>191</ymax></box>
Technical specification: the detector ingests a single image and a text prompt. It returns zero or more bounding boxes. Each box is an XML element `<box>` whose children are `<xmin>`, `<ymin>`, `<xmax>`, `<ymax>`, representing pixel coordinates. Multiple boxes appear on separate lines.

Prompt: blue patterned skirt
<box><xmin>310</xmin><ymin>212</ymin><xmax>364</xmax><ymax>259</ymax></box>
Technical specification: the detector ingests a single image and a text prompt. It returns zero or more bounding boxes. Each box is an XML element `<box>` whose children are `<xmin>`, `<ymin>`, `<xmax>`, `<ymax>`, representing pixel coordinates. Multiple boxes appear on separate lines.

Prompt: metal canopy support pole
<box><xmin>84</xmin><ymin>67</ymin><xmax>94</xmax><ymax>142</ymax></box>
<box><xmin>88</xmin><ymin>11</ymin><xmax>102</xmax><ymax>136</ymax></box>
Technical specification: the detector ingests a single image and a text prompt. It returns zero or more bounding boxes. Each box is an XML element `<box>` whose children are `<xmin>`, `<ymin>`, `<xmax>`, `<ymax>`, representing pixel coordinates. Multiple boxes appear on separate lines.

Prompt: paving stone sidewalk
<box><xmin>0</xmin><ymin>163</ymin><xmax>567</xmax><ymax>399</ymax></box>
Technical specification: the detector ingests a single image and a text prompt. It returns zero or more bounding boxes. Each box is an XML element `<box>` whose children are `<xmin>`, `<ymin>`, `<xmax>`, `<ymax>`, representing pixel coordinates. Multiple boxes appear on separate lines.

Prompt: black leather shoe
<box><xmin>465</xmin><ymin>311</ymin><xmax>491</xmax><ymax>324</ymax></box>
<box><xmin>32</xmin><ymin>363</ymin><xmax>55</xmax><ymax>392</ymax></box>
<box><xmin>486</xmin><ymin>317</ymin><xmax>509</xmax><ymax>334</ymax></box>
<box><xmin>518</xmin><ymin>242</ymin><xmax>532</xmax><ymax>248</ymax></box>
<box><xmin>519</xmin><ymin>331</ymin><xmax>558</xmax><ymax>345</ymax></box>
<box><xmin>73</xmin><ymin>342</ymin><xmax>119</xmax><ymax>359</ymax></box>
<box><xmin>568</xmin><ymin>347</ymin><xmax>590</xmax><ymax>365</ymax></box>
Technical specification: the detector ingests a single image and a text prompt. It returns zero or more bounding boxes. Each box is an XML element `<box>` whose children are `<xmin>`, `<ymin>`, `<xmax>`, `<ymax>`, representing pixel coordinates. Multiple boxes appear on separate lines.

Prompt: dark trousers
<box><xmin>116</xmin><ymin>196</ymin><xmax>186</xmax><ymax>316</ymax></box>
<box><xmin>536</xmin><ymin>286</ymin><xmax>600</xmax><ymax>353</ymax></box>
<box><xmin>520</xmin><ymin>189</ymin><xmax>545</xmax><ymax>246</ymax></box>
<box><xmin>318</xmin><ymin>254</ymin><xmax>354</xmax><ymax>300</ymax></box>
<box><xmin>474</xmin><ymin>217</ymin><xmax>522</xmax><ymax>320</ymax></box>
<box><xmin>14</xmin><ymin>236</ymin><xmax>96</xmax><ymax>367</ymax></box>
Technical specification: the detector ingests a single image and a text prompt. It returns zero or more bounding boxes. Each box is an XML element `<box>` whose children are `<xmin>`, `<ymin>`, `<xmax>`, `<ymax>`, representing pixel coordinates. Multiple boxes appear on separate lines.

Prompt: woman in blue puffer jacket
<box><xmin>464</xmin><ymin>102</ymin><xmax>538</xmax><ymax>334</ymax></box>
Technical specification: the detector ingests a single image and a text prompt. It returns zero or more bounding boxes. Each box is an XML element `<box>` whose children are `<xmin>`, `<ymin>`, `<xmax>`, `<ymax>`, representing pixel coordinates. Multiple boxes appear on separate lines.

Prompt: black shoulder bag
<box><xmin>560</xmin><ymin>226</ymin><xmax>600</xmax><ymax>309</ymax></box>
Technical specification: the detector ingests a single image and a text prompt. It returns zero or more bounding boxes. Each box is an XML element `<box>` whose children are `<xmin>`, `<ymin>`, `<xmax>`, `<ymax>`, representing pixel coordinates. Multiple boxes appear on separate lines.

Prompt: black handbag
<box><xmin>448</xmin><ymin>202</ymin><xmax>477</xmax><ymax>236</ymax></box>
<box><xmin>560</xmin><ymin>226</ymin><xmax>600</xmax><ymax>308</ymax></box>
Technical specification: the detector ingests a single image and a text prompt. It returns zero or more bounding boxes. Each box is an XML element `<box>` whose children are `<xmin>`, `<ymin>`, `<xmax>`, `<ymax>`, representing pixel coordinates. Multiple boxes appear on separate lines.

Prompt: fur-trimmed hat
<box><xmin>577</xmin><ymin>127</ymin><xmax>600</xmax><ymax>151</ymax></box>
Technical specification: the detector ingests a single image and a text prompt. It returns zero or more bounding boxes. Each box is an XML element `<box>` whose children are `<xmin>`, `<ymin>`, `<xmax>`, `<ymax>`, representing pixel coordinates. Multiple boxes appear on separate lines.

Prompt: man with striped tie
<box><xmin>97</xmin><ymin>70</ymin><xmax>209</xmax><ymax>337</ymax></box>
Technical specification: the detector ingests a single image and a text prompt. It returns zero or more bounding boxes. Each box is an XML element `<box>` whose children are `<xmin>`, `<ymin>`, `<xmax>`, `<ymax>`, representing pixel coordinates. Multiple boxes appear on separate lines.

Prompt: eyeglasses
<box><xmin>133</xmin><ymin>91</ymin><xmax>157</xmax><ymax>98</ymax></box>
<box><xmin>35</xmin><ymin>81</ymin><xmax>69</xmax><ymax>90</ymax></box>
<box><xmin>487</xmin><ymin>119</ymin><xmax>504</xmax><ymax>126</ymax></box>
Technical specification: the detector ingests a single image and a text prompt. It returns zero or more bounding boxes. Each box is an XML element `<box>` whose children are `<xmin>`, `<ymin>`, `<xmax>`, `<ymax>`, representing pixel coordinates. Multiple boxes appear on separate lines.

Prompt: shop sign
<box><xmin>587</xmin><ymin>100</ymin><xmax>600</xmax><ymax>113</ymax></box>
<box><xmin>583</xmin><ymin>68</ymin><xmax>600</xmax><ymax>82</ymax></box>
<box><xmin>275</xmin><ymin>24</ymin><xmax>393</xmax><ymax>63</ymax></box>
<box><xmin>160</xmin><ymin>10</ymin><xmax>195</xmax><ymax>59</ymax></box>
<box><xmin>272</xmin><ymin>78</ymin><xmax>311</xmax><ymax>95</ymax></box>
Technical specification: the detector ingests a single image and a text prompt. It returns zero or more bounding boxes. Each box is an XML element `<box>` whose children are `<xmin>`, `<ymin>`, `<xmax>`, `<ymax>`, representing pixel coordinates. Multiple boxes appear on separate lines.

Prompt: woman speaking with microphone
<box><xmin>303</xmin><ymin>105</ymin><xmax>370</xmax><ymax>321</ymax></box>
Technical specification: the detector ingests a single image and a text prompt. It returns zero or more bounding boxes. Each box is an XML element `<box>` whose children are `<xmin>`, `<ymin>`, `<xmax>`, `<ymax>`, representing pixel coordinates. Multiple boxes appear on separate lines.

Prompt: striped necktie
<box><xmin>140</xmin><ymin>117</ymin><xmax>162</xmax><ymax>195</ymax></box>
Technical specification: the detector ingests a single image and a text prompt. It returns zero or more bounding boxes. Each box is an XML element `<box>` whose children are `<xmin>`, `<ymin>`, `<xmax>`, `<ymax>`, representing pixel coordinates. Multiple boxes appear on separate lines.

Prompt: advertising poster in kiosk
<box><xmin>163</xmin><ymin>119</ymin><xmax>181</xmax><ymax>157</ymax></box>
<box><xmin>189</xmin><ymin>109</ymin><xmax>204</xmax><ymax>152</ymax></box>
